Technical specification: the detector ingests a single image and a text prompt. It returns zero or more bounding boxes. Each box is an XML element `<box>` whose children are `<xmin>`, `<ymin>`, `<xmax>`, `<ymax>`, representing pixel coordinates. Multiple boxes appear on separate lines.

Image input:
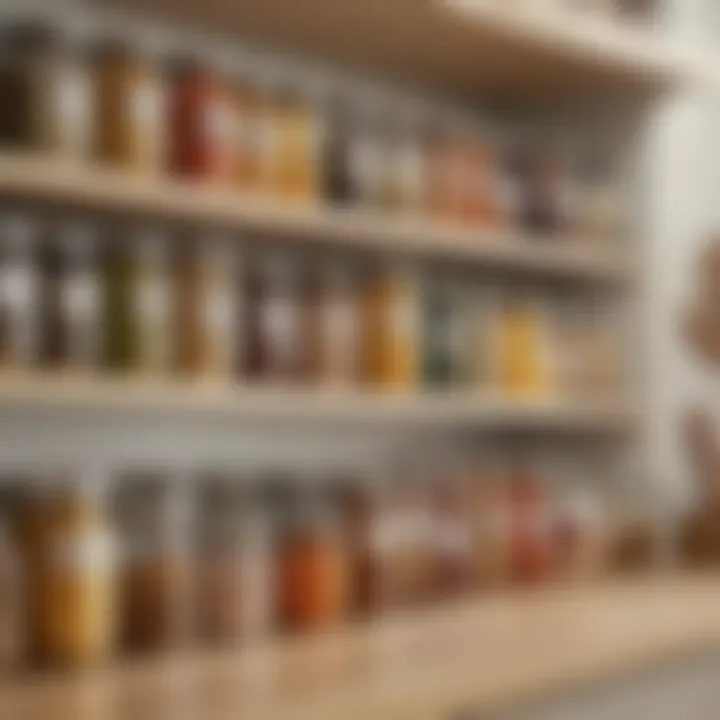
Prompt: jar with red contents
<box><xmin>167</xmin><ymin>55</ymin><xmax>236</xmax><ymax>184</ymax></box>
<box><xmin>508</xmin><ymin>464</ymin><xmax>553</xmax><ymax>586</ymax></box>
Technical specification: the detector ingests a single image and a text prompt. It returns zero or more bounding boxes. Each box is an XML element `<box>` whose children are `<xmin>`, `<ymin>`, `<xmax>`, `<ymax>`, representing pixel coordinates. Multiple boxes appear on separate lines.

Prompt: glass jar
<box><xmin>423</xmin><ymin>277</ymin><xmax>469</xmax><ymax>390</ymax></box>
<box><xmin>92</xmin><ymin>37</ymin><xmax>165</xmax><ymax>174</ymax></box>
<box><xmin>309</xmin><ymin>260</ymin><xmax>360</xmax><ymax>387</ymax></box>
<box><xmin>323</xmin><ymin>90</ymin><xmax>353</xmax><ymax>207</ymax></box>
<box><xmin>244</xmin><ymin>252</ymin><xmax>306</xmax><ymax>383</ymax></box>
<box><xmin>386</xmin><ymin>102</ymin><xmax>427</xmax><ymax>216</ymax></box>
<box><xmin>197</xmin><ymin>479</ymin><xmax>274</xmax><ymax>644</ymax></box>
<box><xmin>0</xmin><ymin>520</ymin><xmax>24</xmax><ymax>674</ymax></box>
<box><xmin>232</xmin><ymin>58</ymin><xmax>266</xmax><ymax>194</ymax></box>
<box><xmin>361</xmin><ymin>263</ymin><xmax>421</xmax><ymax>391</ymax></box>
<box><xmin>0</xmin><ymin>22</ymin><xmax>92</xmax><ymax>158</ymax></box>
<box><xmin>469</xmin><ymin>284</ymin><xmax>501</xmax><ymax>394</ymax></box>
<box><xmin>167</xmin><ymin>55</ymin><xmax>236</xmax><ymax>184</ymax></box>
<box><xmin>277</xmin><ymin>485</ymin><xmax>347</xmax><ymax>632</ymax></box>
<box><xmin>0</xmin><ymin>214</ymin><xmax>40</xmax><ymax>372</ymax></box>
<box><xmin>172</xmin><ymin>238</ymin><xmax>203</xmax><ymax>377</ymax></box>
<box><xmin>39</xmin><ymin>221</ymin><xmax>100</xmax><ymax>372</ymax></box>
<box><xmin>134</xmin><ymin>229</ymin><xmax>173</xmax><ymax>376</ymax></box>
<box><xmin>197</xmin><ymin>236</ymin><xmax>238</xmax><ymax>381</ymax></box>
<box><xmin>25</xmin><ymin>475</ymin><xmax>117</xmax><ymax>668</ymax></box>
<box><xmin>115</xmin><ymin>476</ymin><xmax>195</xmax><ymax>653</ymax></box>
<box><xmin>101</xmin><ymin>231</ymin><xmax>141</xmax><ymax>373</ymax></box>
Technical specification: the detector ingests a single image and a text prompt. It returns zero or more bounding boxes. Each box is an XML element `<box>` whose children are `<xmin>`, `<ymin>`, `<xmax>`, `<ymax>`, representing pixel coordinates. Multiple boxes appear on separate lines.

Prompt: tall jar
<box><xmin>0</xmin><ymin>520</ymin><xmax>24</xmax><ymax>674</ymax></box>
<box><xmin>308</xmin><ymin>260</ymin><xmax>360</xmax><ymax>387</ymax></box>
<box><xmin>134</xmin><ymin>229</ymin><xmax>173</xmax><ymax>376</ymax></box>
<box><xmin>25</xmin><ymin>475</ymin><xmax>117</xmax><ymax>668</ymax></box>
<box><xmin>197</xmin><ymin>236</ymin><xmax>238</xmax><ymax>381</ymax></box>
<box><xmin>362</xmin><ymin>263</ymin><xmax>421</xmax><ymax>391</ymax></box>
<box><xmin>92</xmin><ymin>37</ymin><xmax>165</xmax><ymax>174</ymax></box>
<box><xmin>101</xmin><ymin>230</ymin><xmax>141</xmax><ymax>373</ymax></box>
<box><xmin>0</xmin><ymin>22</ymin><xmax>92</xmax><ymax>159</ymax></box>
<box><xmin>196</xmin><ymin>479</ymin><xmax>274</xmax><ymax>644</ymax></box>
<box><xmin>115</xmin><ymin>476</ymin><xmax>195</xmax><ymax>653</ymax></box>
<box><xmin>277</xmin><ymin>485</ymin><xmax>348</xmax><ymax>632</ymax></box>
<box><xmin>0</xmin><ymin>214</ymin><xmax>40</xmax><ymax>372</ymax></box>
<box><xmin>167</xmin><ymin>55</ymin><xmax>236</xmax><ymax>184</ymax></box>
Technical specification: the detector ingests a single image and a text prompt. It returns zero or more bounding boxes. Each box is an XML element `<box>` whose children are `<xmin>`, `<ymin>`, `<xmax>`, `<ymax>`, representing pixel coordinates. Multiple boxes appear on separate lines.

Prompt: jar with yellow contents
<box><xmin>498</xmin><ymin>291</ymin><xmax>552</xmax><ymax>398</ymax></box>
<box><xmin>361</xmin><ymin>263</ymin><xmax>421</xmax><ymax>391</ymax></box>
<box><xmin>24</xmin><ymin>474</ymin><xmax>116</xmax><ymax>669</ymax></box>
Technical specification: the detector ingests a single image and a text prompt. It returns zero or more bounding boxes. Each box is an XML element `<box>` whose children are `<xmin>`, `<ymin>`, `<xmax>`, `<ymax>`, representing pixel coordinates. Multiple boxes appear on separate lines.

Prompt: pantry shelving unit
<box><xmin>0</xmin><ymin>0</ymin><xmax>715</xmax><ymax>717</ymax></box>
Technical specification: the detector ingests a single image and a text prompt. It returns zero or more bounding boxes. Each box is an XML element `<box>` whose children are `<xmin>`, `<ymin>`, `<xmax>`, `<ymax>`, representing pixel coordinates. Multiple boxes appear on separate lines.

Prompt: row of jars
<box><xmin>0</xmin><ymin>213</ymin><xmax>623</xmax><ymax>396</ymax></box>
<box><xmin>0</xmin><ymin>20</ymin><xmax>625</xmax><ymax>242</ymax></box>
<box><xmin>0</xmin><ymin>461</ymin><xmax>625</xmax><ymax>673</ymax></box>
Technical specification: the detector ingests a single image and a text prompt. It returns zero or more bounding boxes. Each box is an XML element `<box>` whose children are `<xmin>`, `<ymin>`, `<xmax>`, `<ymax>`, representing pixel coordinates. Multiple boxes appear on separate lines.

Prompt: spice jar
<box><xmin>133</xmin><ymin>229</ymin><xmax>173</xmax><ymax>376</ymax></box>
<box><xmin>0</xmin><ymin>22</ymin><xmax>92</xmax><ymax>159</ymax></box>
<box><xmin>244</xmin><ymin>252</ymin><xmax>306</xmax><ymax>383</ymax></box>
<box><xmin>232</xmin><ymin>58</ymin><xmax>266</xmax><ymax>194</ymax></box>
<box><xmin>197</xmin><ymin>479</ymin><xmax>274</xmax><ymax>643</ymax></box>
<box><xmin>25</xmin><ymin>475</ymin><xmax>117</xmax><ymax>668</ymax></box>
<box><xmin>0</xmin><ymin>214</ymin><xmax>40</xmax><ymax>372</ymax></box>
<box><xmin>386</xmin><ymin>102</ymin><xmax>427</xmax><ymax>216</ymax></box>
<box><xmin>115</xmin><ymin>476</ymin><xmax>195</xmax><ymax>653</ymax></box>
<box><xmin>92</xmin><ymin>37</ymin><xmax>165</xmax><ymax>174</ymax></box>
<box><xmin>101</xmin><ymin>231</ymin><xmax>141</xmax><ymax>373</ymax></box>
<box><xmin>323</xmin><ymin>91</ymin><xmax>353</xmax><ymax>206</ymax></box>
<box><xmin>362</xmin><ymin>264</ymin><xmax>421</xmax><ymax>391</ymax></box>
<box><xmin>308</xmin><ymin>260</ymin><xmax>360</xmax><ymax>387</ymax></box>
<box><xmin>423</xmin><ymin>277</ymin><xmax>469</xmax><ymax>390</ymax></box>
<box><xmin>277</xmin><ymin>485</ymin><xmax>347</xmax><ymax>632</ymax></box>
<box><xmin>270</xmin><ymin>75</ymin><xmax>324</xmax><ymax>203</ymax></box>
<box><xmin>469</xmin><ymin>285</ymin><xmax>501</xmax><ymax>394</ymax></box>
<box><xmin>197</xmin><ymin>236</ymin><xmax>238</xmax><ymax>381</ymax></box>
<box><xmin>0</xmin><ymin>520</ymin><xmax>24</xmax><ymax>674</ymax></box>
<box><xmin>167</xmin><ymin>55</ymin><xmax>236</xmax><ymax>184</ymax></box>
<box><xmin>172</xmin><ymin>238</ymin><xmax>203</xmax><ymax>377</ymax></box>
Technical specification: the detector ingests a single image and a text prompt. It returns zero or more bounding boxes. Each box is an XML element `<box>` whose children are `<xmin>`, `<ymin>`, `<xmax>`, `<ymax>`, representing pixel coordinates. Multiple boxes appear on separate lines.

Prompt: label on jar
<box><xmin>63</xmin><ymin>271</ymin><xmax>99</xmax><ymax>364</ymax></box>
<box><xmin>2</xmin><ymin>264</ymin><xmax>38</xmax><ymax>366</ymax></box>
<box><xmin>262</xmin><ymin>296</ymin><xmax>298</xmax><ymax>373</ymax></box>
<box><xmin>349</xmin><ymin>136</ymin><xmax>383</xmax><ymax>203</ymax></box>
<box><xmin>54</xmin><ymin>64</ymin><xmax>91</xmax><ymax>157</ymax></box>
<box><xmin>53</xmin><ymin>531</ymin><xmax>115</xmax><ymax>574</ymax></box>
<box><xmin>322</xmin><ymin>295</ymin><xmax>357</xmax><ymax>368</ymax></box>
<box><xmin>133</xmin><ymin>77</ymin><xmax>164</xmax><ymax>138</ymax></box>
<box><xmin>391</xmin><ymin>287</ymin><xmax>418</xmax><ymax>344</ymax></box>
<box><xmin>205</xmin><ymin>99</ymin><xmax>237</xmax><ymax>152</ymax></box>
<box><xmin>204</xmin><ymin>282</ymin><xmax>235</xmax><ymax>339</ymax></box>
<box><xmin>395</xmin><ymin>144</ymin><xmax>425</xmax><ymax>208</ymax></box>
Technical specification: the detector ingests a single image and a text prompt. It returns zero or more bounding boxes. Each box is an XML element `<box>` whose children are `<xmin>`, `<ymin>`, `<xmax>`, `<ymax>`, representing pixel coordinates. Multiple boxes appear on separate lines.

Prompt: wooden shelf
<box><xmin>0</xmin><ymin>154</ymin><xmax>632</xmax><ymax>285</ymax></box>
<box><xmin>100</xmin><ymin>0</ymin><xmax>712</xmax><ymax>102</ymax></box>
<box><xmin>0</xmin><ymin>374</ymin><xmax>638</xmax><ymax>433</ymax></box>
<box><xmin>6</xmin><ymin>576</ymin><xmax>720</xmax><ymax>720</ymax></box>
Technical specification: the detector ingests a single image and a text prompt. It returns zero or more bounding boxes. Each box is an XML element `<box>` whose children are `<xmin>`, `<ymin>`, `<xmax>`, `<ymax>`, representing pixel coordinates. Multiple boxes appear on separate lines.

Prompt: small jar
<box><xmin>386</xmin><ymin>102</ymin><xmax>427</xmax><ymax>216</ymax></box>
<box><xmin>0</xmin><ymin>520</ymin><xmax>24</xmax><ymax>674</ymax></box>
<box><xmin>197</xmin><ymin>479</ymin><xmax>274</xmax><ymax>644</ymax></box>
<box><xmin>25</xmin><ymin>475</ymin><xmax>117</xmax><ymax>668</ymax></box>
<box><xmin>322</xmin><ymin>91</ymin><xmax>353</xmax><ymax>206</ymax></box>
<box><xmin>277</xmin><ymin>486</ymin><xmax>348</xmax><ymax>632</ymax></box>
<box><xmin>101</xmin><ymin>231</ymin><xmax>141</xmax><ymax>373</ymax></box>
<box><xmin>167</xmin><ymin>55</ymin><xmax>236</xmax><ymax>184</ymax></box>
<box><xmin>40</xmin><ymin>221</ymin><xmax>100</xmax><ymax>372</ymax></box>
<box><xmin>0</xmin><ymin>214</ymin><xmax>40</xmax><ymax>371</ymax></box>
<box><xmin>115</xmin><ymin>476</ymin><xmax>195</xmax><ymax>653</ymax></box>
<box><xmin>244</xmin><ymin>253</ymin><xmax>306</xmax><ymax>383</ymax></box>
<box><xmin>0</xmin><ymin>21</ymin><xmax>92</xmax><ymax>158</ymax></box>
<box><xmin>172</xmin><ymin>238</ymin><xmax>203</xmax><ymax>376</ymax></box>
<box><xmin>232</xmin><ymin>58</ymin><xmax>266</xmax><ymax>194</ymax></box>
<box><xmin>92</xmin><ymin>37</ymin><xmax>165</xmax><ymax>174</ymax></box>
<box><xmin>308</xmin><ymin>260</ymin><xmax>360</xmax><ymax>387</ymax></box>
<box><xmin>197</xmin><ymin>236</ymin><xmax>238</xmax><ymax>381</ymax></box>
<box><xmin>361</xmin><ymin>263</ymin><xmax>421</xmax><ymax>391</ymax></box>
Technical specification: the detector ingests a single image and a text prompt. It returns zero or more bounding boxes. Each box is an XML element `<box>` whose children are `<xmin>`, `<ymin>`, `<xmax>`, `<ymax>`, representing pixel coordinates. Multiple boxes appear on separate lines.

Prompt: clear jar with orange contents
<box><xmin>361</xmin><ymin>262</ymin><xmax>421</xmax><ymax>391</ymax></box>
<box><xmin>277</xmin><ymin>484</ymin><xmax>347</xmax><ymax>632</ymax></box>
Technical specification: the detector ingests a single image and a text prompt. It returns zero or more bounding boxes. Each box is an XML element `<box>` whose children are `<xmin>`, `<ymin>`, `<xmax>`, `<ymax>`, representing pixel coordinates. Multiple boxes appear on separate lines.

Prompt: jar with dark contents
<box><xmin>167</xmin><ymin>55</ymin><xmax>236</xmax><ymax>184</ymax></box>
<box><xmin>0</xmin><ymin>22</ymin><xmax>92</xmax><ymax>158</ymax></box>
<box><xmin>323</xmin><ymin>91</ymin><xmax>353</xmax><ymax>207</ymax></box>
<box><xmin>40</xmin><ymin>221</ymin><xmax>100</xmax><ymax>372</ymax></box>
<box><xmin>276</xmin><ymin>483</ymin><xmax>347</xmax><ymax>632</ymax></box>
<box><xmin>115</xmin><ymin>476</ymin><xmax>195</xmax><ymax>653</ymax></box>
<box><xmin>196</xmin><ymin>478</ymin><xmax>274</xmax><ymax>644</ymax></box>
<box><xmin>92</xmin><ymin>37</ymin><xmax>165</xmax><ymax>174</ymax></box>
<box><xmin>0</xmin><ymin>519</ymin><xmax>24</xmax><ymax>674</ymax></box>
<box><xmin>0</xmin><ymin>214</ymin><xmax>40</xmax><ymax>372</ymax></box>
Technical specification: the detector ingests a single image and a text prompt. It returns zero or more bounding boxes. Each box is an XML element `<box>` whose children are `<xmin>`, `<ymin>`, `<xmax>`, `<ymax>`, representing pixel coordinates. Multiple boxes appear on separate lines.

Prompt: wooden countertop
<box><xmin>6</xmin><ymin>576</ymin><xmax>720</xmax><ymax>720</ymax></box>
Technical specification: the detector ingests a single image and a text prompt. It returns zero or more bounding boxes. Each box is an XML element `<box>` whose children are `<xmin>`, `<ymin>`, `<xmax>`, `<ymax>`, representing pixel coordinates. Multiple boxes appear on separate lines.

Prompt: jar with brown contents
<box><xmin>115</xmin><ymin>477</ymin><xmax>195</xmax><ymax>653</ymax></box>
<box><xmin>92</xmin><ymin>37</ymin><xmax>165</xmax><ymax>174</ymax></box>
<box><xmin>172</xmin><ymin>238</ymin><xmax>203</xmax><ymax>377</ymax></box>
<box><xmin>24</xmin><ymin>476</ymin><xmax>117</xmax><ymax>669</ymax></box>
<box><xmin>0</xmin><ymin>22</ymin><xmax>92</xmax><ymax>159</ymax></box>
<box><xmin>196</xmin><ymin>479</ymin><xmax>274</xmax><ymax>644</ymax></box>
<box><xmin>0</xmin><ymin>520</ymin><xmax>24</xmax><ymax>674</ymax></box>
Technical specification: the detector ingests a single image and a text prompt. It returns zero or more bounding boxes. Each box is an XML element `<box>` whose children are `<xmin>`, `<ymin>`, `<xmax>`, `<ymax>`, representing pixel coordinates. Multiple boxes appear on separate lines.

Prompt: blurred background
<box><xmin>0</xmin><ymin>0</ymin><xmax>719</xmax><ymax>718</ymax></box>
